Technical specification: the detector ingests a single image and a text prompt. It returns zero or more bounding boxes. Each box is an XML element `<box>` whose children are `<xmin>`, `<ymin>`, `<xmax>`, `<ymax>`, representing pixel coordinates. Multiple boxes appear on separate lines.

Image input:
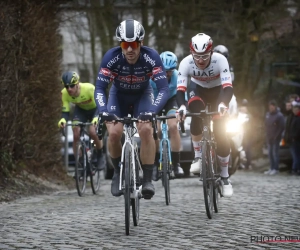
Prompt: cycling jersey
<box><xmin>95</xmin><ymin>46</ymin><xmax>169</xmax><ymax>114</ymax></box>
<box><xmin>177</xmin><ymin>52</ymin><xmax>233</xmax><ymax>106</ymax></box>
<box><xmin>61</xmin><ymin>82</ymin><xmax>97</xmax><ymax>120</ymax></box>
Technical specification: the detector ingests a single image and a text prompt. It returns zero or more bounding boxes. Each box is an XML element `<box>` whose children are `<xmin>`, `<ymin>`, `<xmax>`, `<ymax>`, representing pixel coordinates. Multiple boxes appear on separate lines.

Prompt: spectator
<box><xmin>264</xmin><ymin>100</ymin><xmax>285</xmax><ymax>175</ymax></box>
<box><xmin>239</xmin><ymin>99</ymin><xmax>253</xmax><ymax>170</ymax></box>
<box><xmin>289</xmin><ymin>98</ymin><xmax>300</xmax><ymax>175</ymax></box>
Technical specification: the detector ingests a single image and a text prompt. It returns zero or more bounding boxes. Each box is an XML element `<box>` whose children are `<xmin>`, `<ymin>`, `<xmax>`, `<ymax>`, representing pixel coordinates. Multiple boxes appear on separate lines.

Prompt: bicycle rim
<box><xmin>75</xmin><ymin>143</ymin><xmax>86</xmax><ymax>197</ymax></box>
<box><xmin>124</xmin><ymin>145</ymin><xmax>131</xmax><ymax>235</ymax></box>
<box><xmin>212</xmin><ymin>147</ymin><xmax>219</xmax><ymax>213</ymax></box>
<box><xmin>162</xmin><ymin>140</ymin><xmax>170</xmax><ymax>205</ymax></box>
<box><xmin>91</xmin><ymin>150</ymin><xmax>101</xmax><ymax>194</ymax></box>
<box><xmin>132</xmin><ymin>154</ymin><xmax>140</xmax><ymax>226</ymax></box>
<box><xmin>202</xmin><ymin>141</ymin><xmax>214</xmax><ymax>219</ymax></box>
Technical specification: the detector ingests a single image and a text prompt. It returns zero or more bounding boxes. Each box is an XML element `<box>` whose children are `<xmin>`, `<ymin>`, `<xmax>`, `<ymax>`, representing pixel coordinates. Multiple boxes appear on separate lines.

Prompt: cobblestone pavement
<box><xmin>0</xmin><ymin>170</ymin><xmax>300</xmax><ymax>250</ymax></box>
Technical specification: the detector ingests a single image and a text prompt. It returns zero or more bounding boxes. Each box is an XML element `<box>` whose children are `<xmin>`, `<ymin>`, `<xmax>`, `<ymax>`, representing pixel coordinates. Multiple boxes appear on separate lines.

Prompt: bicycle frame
<box><xmin>159</xmin><ymin>120</ymin><xmax>172</xmax><ymax>170</ymax></box>
<box><xmin>119</xmin><ymin>115</ymin><xmax>142</xmax><ymax>198</ymax></box>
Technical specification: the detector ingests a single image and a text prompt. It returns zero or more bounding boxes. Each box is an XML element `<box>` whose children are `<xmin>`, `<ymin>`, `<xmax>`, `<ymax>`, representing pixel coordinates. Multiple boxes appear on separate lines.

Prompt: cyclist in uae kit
<box><xmin>150</xmin><ymin>51</ymin><xmax>184</xmax><ymax>180</ymax></box>
<box><xmin>58</xmin><ymin>71</ymin><xmax>104</xmax><ymax>169</ymax></box>
<box><xmin>94</xmin><ymin>19</ymin><xmax>169</xmax><ymax>199</ymax></box>
<box><xmin>176</xmin><ymin>33</ymin><xmax>233</xmax><ymax>197</ymax></box>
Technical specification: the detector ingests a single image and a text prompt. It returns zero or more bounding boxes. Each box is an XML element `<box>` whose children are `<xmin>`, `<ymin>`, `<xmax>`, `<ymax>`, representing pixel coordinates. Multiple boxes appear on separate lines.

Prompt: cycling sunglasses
<box><xmin>65</xmin><ymin>84</ymin><xmax>76</xmax><ymax>89</ymax></box>
<box><xmin>120</xmin><ymin>41</ymin><xmax>140</xmax><ymax>50</ymax></box>
<box><xmin>191</xmin><ymin>52</ymin><xmax>211</xmax><ymax>61</ymax></box>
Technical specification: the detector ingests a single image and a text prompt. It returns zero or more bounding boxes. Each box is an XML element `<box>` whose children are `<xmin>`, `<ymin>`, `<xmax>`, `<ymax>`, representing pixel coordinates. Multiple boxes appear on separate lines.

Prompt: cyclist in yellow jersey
<box><xmin>58</xmin><ymin>71</ymin><xmax>104</xmax><ymax>169</ymax></box>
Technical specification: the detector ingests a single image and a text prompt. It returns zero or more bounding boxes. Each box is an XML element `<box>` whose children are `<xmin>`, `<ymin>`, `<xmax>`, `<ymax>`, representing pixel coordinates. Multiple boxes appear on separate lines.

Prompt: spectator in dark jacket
<box><xmin>289</xmin><ymin>98</ymin><xmax>300</xmax><ymax>175</ymax></box>
<box><xmin>264</xmin><ymin>100</ymin><xmax>285</xmax><ymax>175</ymax></box>
<box><xmin>284</xmin><ymin>94</ymin><xmax>299</xmax><ymax>146</ymax></box>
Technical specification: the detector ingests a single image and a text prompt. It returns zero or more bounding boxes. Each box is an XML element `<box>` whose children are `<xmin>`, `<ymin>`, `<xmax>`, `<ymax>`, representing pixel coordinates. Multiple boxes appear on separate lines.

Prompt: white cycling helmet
<box><xmin>115</xmin><ymin>19</ymin><xmax>145</xmax><ymax>42</ymax></box>
<box><xmin>213</xmin><ymin>45</ymin><xmax>229</xmax><ymax>58</ymax></box>
<box><xmin>190</xmin><ymin>33</ymin><xmax>213</xmax><ymax>53</ymax></box>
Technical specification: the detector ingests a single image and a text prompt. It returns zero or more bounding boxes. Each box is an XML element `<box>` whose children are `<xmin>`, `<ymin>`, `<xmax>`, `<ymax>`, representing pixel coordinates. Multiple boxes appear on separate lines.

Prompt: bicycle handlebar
<box><xmin>61</xmin><ymin>122</ymin><xmax>93</xmax><ymax>137</ymax></box>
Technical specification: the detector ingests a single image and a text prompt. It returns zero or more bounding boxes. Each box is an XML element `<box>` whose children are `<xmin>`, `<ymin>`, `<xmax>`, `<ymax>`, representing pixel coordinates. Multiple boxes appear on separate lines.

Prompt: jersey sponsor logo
<box><xmin>99</xmin><ymin>68</ymin><xmax>111</xmax><ymax>77</ymax></box>
<box><xmin>96</xmin><ymin>93</ymin><xmax>105</xmax><ymax>107</ymax></box>
<box><xmin>143</xmin><ymin>54</ymin><xmax>155</xmax><ymax>67</ymax></box>
<box><xmin>120</xmin><ymin>83</ymin><xmax>141</xmax><ymax>89</ymax></box>
<box><xmin>223</xmin><ymin>69</ymin><xmax>228</xmax><ymax>73</ymax></box>
<box><xmin>107</xmin><ymin>55</ymin><xmax>120</xmax><ymax>68</ymax></box>
<box><xmin>193</xmin><ymin>70</ymin><xmax>214</xmax><ymax>77</ymax></box>
<box><xmin>153</xmin><ymin>92</ymin><xmax>164</xmax><ymax>106</ymax></box>
<box><xmin>111</xmin><ymin>72</ymin><xmax>118</xmax><ymax>80</ymax></box>
<box><xmin>118</xmin><ymin>75</ymin><xmax>145</xmax><ymax>84</ymax></box>
<box><xmin>152</xmin><ymin>66</ymin><xmax>163</xmax><ymax>75</ymax></box>
<box><xmin>211</xmin><ymin>60</ymin><xmax>217</xmax><ymax>63</ymax></box>
<box><xmin>97</xmin><ymin>76</ymin><xmax>110</xmax><ymax>83</ymax></box>
<box><xmin>153</xmin><ymin>75</ymin><xmax>166</xmax><ymax>81</ymax></box>
<box><xmin>221</xmin><ymin>77</ymin><xmax>231</xmax><ymax>81</ymax></box>
<box><xmin>178</xmin><ymin>79</ymin><xmax>185</xmax><ymax>84</ymax></box>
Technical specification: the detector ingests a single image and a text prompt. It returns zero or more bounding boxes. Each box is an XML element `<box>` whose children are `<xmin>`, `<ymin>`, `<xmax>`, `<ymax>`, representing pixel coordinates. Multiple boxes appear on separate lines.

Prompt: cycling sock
<box><xmin>192</xmin><ymin>140</ymin><xmax>202</xmax><ymax>158</ymax></box>
<box><xmin>155</xmin><ymin>152</ymin><xmax>160</xmax><ymax>164</ymax></box>
<box><xmin>111</xmin><ymin>156</ymin><xmax>121</xmax><ymax>170</ymax></box>
<box><xmin>171</xmin><ymin>151</ymin><xmax>180</xmax><ymax>166</ymax></box>
<box><xmin>218</xmin><ymin>154</ymin><xmax>230</xmax><ymax>178</ymax></box>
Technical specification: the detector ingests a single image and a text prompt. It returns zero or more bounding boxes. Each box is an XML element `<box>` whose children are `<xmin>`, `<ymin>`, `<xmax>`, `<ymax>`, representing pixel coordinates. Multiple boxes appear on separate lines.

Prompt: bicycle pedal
<box><xmin>143</xmin><ymin>194</ymin><xmax>152</xmax><ymax>200</ymax></box>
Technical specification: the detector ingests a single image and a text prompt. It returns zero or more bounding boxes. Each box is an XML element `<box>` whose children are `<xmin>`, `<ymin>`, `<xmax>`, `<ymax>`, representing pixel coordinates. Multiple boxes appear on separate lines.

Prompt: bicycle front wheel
<box><xmin>124</xmin><ymin>144</ymin><xmax>131</xmax><ymax>235</ymax></box>
<box><xmin>132</xmin><ymin>152</ymin><xmax>140</xmax><ymax>226</ymax></box>
<box><xmin>162</xmin><ymin>140</ymin><xmax>170</xmax><ymax>206</ymax></box>
<box><xmin>75</xmin><ymin>142</ymin><xmax>87</xmax><ymax>197</ymax></box>
<box><xmin>91</xmin><ymin>150</ymin><xmax>101</xmax><ymax>194</ymax></box>
<box><xmin>202</xmin><ymin>141</ymin><xmax>214</xmax><ymax>219</ymax></box>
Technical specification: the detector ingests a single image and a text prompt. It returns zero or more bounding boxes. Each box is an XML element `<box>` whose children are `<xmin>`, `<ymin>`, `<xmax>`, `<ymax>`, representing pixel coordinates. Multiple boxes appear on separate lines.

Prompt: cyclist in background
<box><xmin>176</xmin><ymin>33</ymin><xmax>233</xmax><ymax>197</ymax></box>
<box><xmin>150</xmin><ymin>51</ymin><xmax>184</xmax><ymax>180</ymax></box>
<box><xmin>58</xmin><ymin>71</ymin><xmax>104</xmax><ymax>170</ymax></box>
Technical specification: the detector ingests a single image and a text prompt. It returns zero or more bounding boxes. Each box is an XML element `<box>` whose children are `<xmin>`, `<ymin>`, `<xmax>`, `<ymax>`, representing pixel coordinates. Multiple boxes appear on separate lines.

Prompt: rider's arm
<box><xmin>176</xmin><ymin>57</ymin><xmax>190</xmax><ymax>107</ymax></box>
<box><xmin>219</xmin><ymin>55</ymin><xmax>233</xmax><ymax>106</ymax></box>
<box><xmin>61</xmin><ymin>90</ymin><xmax>70</xmax><ymax>121</ymax></box>
<box><xmin>94</xmin><ymin>50</ymin><xmax>115</xmax><ymax>113</ymax></box>
<box><xmin>149</xmin><ymin>52</ymin><xmax>169</xmax><ymax>113</ymax></box>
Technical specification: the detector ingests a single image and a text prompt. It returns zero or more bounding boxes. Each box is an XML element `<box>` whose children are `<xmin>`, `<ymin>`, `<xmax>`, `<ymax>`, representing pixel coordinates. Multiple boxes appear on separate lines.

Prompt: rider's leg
<box><xmin>167</xmin><ymin>117</ymin><xmax>184</xmax><ymax>177</ymax></box>
<box><xmin>89</xmin><ymin>126</ymin><xmax>104</xmax><ymax>169</ymax></box>
<box><xmin>188</xmin><ymin>89</ymin><xmax>205</xmax><ymax>174</ymax></box>
<box><xmin>137</xmin><ymin>122</ymin><xmax>156</xmax><ymax>198</ymax></box>
<box><xmin>214</xmin><ymin>118</ymin><xmax>233</xmax><ymax>197</ymax></box>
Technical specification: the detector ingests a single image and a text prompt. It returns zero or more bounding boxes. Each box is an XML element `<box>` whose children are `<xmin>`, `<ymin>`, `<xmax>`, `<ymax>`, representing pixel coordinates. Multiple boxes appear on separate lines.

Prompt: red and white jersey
<box><xmin>177</xmin><ymin>52</ymin><xmax>233</xmax><ymax>91</ymax></box>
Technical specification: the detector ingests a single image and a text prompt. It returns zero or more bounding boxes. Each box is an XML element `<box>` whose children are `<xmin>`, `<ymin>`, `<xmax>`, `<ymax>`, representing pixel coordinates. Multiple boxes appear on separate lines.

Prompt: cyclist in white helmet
<box><xmin>176</xmin><ymin>33</ymin><xmax>234</xmax><ymax>197</ymax></box>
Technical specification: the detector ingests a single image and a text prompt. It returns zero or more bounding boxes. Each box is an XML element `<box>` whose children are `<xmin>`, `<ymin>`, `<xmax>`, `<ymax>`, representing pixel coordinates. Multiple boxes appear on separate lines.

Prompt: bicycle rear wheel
<box><xmin>75</xmin><ymin>142</ymin><xmax>87</xmax><ymax>197</ymax></box>
<box><xmin>91</xmin><ymin>149</ymin><xmax>101</xmax><ymax>194</ymax></box>
<box><xmin>202</xmin><ymin>141</ymin><xmax>214</xmax><ymax>219</ymax></box>
<box><xmin>124</xmin><ymin>144</ymin><xmax>131</xmax><ymax>235</ymax></box>
<box><xmin>162</xmin><ymin>140</ymin><xmax>170</xmax><ymax>205</ymax></box>
<box><xmin>132</xmin><ymin>152</ymin><xmax>140</xmax><ymax>226</ymax></box>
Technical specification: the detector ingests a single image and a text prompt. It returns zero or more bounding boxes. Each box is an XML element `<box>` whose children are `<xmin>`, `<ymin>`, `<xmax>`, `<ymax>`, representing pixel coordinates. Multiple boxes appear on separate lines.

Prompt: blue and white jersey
<box><xmin>95</xmin><ymin>46</ymin><xmax>169</xmax><ymax>113</ymax></box>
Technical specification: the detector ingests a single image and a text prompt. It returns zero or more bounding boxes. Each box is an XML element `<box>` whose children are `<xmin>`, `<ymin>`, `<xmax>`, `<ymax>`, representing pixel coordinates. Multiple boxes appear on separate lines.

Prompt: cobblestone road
<box><xmin>0</xmin><ymin>170</ymin><xmax>300</xmax><ymax>250</ymax></box>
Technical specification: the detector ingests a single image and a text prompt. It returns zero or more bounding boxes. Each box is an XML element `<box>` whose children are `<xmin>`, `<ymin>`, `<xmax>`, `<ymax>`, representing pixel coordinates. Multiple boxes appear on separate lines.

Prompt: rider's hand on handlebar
<box><xmin>218</xmin><ymin>102</ymin><xmax>228</xmax><ymax>116</ymax></box>
<box><xmin>100</xmin><ymin>112</ymin><xmax>119</xmax><ymax>124</ymax></box>
<box><xmin>137</xmin><ymin>112</ymin><xmax>156</xmax><ymax>123</ymax></box>
<box><xmin>176</xmin><ymin>105</ymin><xmax>187</xmax><ymax>121</ymax></box>
<box><xmin>92</xmin><ymin>117</ymin><xmax>98</xmax><ymax>126</ymax></box>
<box><xmin>58</xmin><ymin>118</ymin><xmax>66</xmax><ymax>128</ymax></box>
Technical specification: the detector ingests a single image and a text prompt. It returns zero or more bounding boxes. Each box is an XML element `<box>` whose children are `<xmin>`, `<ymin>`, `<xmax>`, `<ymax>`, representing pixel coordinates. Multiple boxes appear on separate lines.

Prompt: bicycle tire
<box><xmin>132</xmin><ymin>152</ymin><xmax>140</xmax><ymax>226</ymax></box>
<box><xmin>91</xmin><ymin>149</ymin><xmax>101</xmax><ymax>194</ymax></box>
<box><xmin>202</xmin><ymin>141</ymin><xmax>214</xmax><ymax>219</ymax></box>
<box><xmin>75</xmin><ymin>142</ymin><xmax>87</xmax><ymax>197</ymax></box>
<box><xmin>124</xmin><ymin>144</ymin><xmax>131</xmax><ymax>235</ymax></box>
<box><xmin>162</xmin><ymin>140</ymin><xmax>170</xmax><ymax>205</ymax></box>
<box><xmin>212</xmin><ymin>146</ymin><xmax>219</xmax><ymax>213</ymax></box>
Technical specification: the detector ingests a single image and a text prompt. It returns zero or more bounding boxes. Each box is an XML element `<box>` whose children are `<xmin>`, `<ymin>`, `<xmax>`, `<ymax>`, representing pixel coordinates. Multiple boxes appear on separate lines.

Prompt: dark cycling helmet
<box><xmin>160</xmin><ymin>51</ymin><xmax>177</xmax><ymax>70</ymax></box>
<box><xmin>61</xmin><ymin>71</ymin><xmax>80</xmax><ymax>86</ymax></box>
<box><xmin>116</xmin><ymin>19</ymin><xmax>145</xmax><ymax>42</ymax></box>
<box><xmin>213</xmin><ymin>45</ymin><xmax>229</xmax><ymax>58</ymax></box>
